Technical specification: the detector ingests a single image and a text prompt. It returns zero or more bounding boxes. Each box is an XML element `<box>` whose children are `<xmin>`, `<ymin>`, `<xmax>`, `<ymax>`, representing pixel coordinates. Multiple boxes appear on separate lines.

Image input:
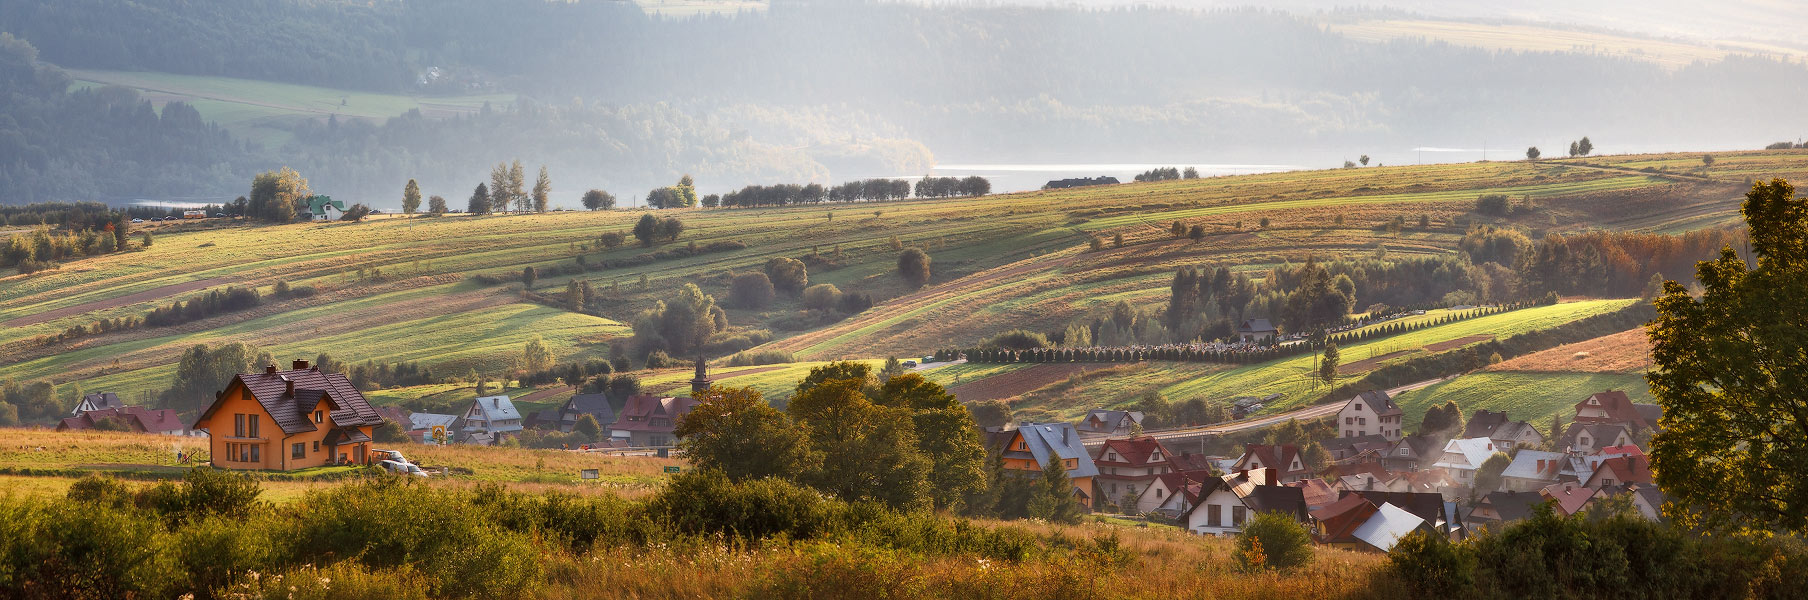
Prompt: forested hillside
<box><xmin>4</xmin><ymin>0</ymin><xmax>1808</xmax><ymax>203</ymax></box>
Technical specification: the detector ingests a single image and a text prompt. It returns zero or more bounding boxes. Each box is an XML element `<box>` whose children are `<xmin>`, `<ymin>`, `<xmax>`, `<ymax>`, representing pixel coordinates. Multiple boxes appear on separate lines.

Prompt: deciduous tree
<box><xmin>1648</xmin><ymin>178</ymin><xmax>1808</xmax><ymax>533</ymax></box>
<box><xmin>676</xmin><ymin>386</ymin><xmax>818</xmax><ymax>481</ymax></box>
<box><xmin>402</xmin><ymin>179</ymin><xmax>421</xmax><ymax>214</ymax></box>
<box><xmin>532</xmin><ymin>166</ymin><xmax>551</xmax><ymax>212</ymax></box>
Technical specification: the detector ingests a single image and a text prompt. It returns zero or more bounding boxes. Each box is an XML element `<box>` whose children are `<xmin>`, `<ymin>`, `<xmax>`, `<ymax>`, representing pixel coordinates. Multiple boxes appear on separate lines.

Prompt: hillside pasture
<box><xmin>0</xmin><ymin>151</ymin><xmax>1782</xmax><ymax>420</ymax></box>
<box><xmin>1391</xmin><ymin>371</ymin><xmax>1653</xmax><ymax>432</ymax></box>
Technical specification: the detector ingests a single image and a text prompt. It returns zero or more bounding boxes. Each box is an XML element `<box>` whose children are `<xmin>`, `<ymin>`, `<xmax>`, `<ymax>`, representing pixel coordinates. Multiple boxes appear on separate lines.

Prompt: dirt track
<box><xmin>2</xmin><ymin>277</ymin><xmax>236</xmax><ymax>328</ymax></box>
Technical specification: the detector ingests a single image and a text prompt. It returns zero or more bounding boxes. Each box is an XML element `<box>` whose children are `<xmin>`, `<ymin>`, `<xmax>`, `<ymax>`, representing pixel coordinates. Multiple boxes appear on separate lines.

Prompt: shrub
<box><xmin>727</xmin><ymin>350</ymin><xmax>796</xmax><ymax>367</ymax></box>
<box><xmin>730</xmin><ymin>272</ymin><xmax>776</xmax><ymax>308</ymax></box>
<box><xmin>802</xmin><ymin>283</ymin><xmax>842</xmax><ymax>311</ymax></box>
<box><xmin>765</xmin><ymin>257</ymin><xmax>809</xmax><ymax>295</ymax></box>
<box><xmin>1476</xmin><ymin>194</ymin><xmax>1510</xmax><ymax>216</ymax></box>
<box><xmin>1234</xmin><ymin>511</ymin><xmax>1313</xmax><ymax>571</ymax></box>
<box><xmin>897</xmin><ymin>248</ymin><xmax>931</xmax><ymax>287</ymax></box>
<box><xmin>644</xmin><ymin>349</ymin><xmax>681</xmax><ymax>369</ymax></box>
<box><xmin>983</xmin><ymin>329</ymin><xmax>1051</xmax><ymax>350</ymax></box>
<box><xmin>1387</xmin><ymin>529</ymin><xmax>1474</xmax><ymax>597</ymax></box>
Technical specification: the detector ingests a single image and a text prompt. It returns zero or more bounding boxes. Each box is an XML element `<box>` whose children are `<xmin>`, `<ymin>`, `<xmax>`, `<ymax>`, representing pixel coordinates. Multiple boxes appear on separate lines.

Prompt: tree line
<box><xmin>707</xmin><ymin>175</ymin><xmax>988</xmax><ymax>208</ymax></box>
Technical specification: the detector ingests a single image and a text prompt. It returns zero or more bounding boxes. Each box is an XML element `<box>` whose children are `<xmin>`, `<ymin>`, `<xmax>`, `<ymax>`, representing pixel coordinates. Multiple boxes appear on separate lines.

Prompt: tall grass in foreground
<box><xmin>0</xmin><ymin>469</ymin><xmax>1394</xmax><ymax>599</ymax></box>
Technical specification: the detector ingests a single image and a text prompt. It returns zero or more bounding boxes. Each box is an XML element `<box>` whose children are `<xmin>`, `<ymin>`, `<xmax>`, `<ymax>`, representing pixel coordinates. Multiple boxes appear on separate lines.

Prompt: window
<box><xmin>1232</xmin><ymin>506</ymin><xmax>1247</xmax><ymax>526</ymax></box>
<box><xmin>248</xmin><ymin>414</ymin><xmax>260</xmax><ymax>438</ymax></box>
<box><xmin>249</xmin><ymin>445</ymin><xmax>260</xmax><ymax>462</ymax></box>
<box><xmin>1345</xmin><ymin>417</ymin><xmax>1352</xmax><ymax>424</ymax></box>
<box><xmin>1156</xmin><ymin>489</ymin><xmax>1164</xmax><ymax>499</ymax></box>
<box><xmin>234</xmin><ymin>414</ymin><xmax>245</xmax><ymax>437</ymax></box>
<box><xmin>1356</xmin><ymin>403</ymin><xmax>1364</xmax><ymax>411</ymax></box>
<box><xmin>292</xmin><ymin>443</ymin><xmax>305</xmax><ymax>459</ymax></box>
<box><xmin>313</xmin><ymin>441</ymin><xmax>320</xmax><ymax>452</ymax></box>
<box><xmin>1207</xmin><ymin>504</ymin><xmax>1222</xmax><ymax>527</ymax></box>
<box><xmin>314</xmin><ymin>410</ymin><xmax>323</xmax><ymax>423</ymax></box>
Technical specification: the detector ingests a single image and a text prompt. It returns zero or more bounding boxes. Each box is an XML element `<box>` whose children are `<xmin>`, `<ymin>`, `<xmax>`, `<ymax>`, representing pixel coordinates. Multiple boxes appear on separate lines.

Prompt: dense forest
<box><xmin>3</xmin><ymin>0</ymin><xmax>1808</xmax><ymax>203</ymax></box>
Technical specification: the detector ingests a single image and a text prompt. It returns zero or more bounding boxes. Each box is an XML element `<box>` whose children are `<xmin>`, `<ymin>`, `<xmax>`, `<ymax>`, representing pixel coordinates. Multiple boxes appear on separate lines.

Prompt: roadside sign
<box><xmin>663</xmin><ymin>466</ymin><xmax>681</xmax><ymax>474</ymax></box>
<box><xmin>430</xmin><ymin>425</ymin><xmax>447</xmax><ymax>444</ymax></box>
<box><xmin>581</xmin><ymin>469</ymin><xmax>599</xmax><ymax>480</ymax></box>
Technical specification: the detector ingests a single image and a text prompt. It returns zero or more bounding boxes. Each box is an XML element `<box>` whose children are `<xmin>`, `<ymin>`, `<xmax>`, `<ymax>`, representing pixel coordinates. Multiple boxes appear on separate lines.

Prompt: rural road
<box><xmin>1081</xmin><ymin>376</ymin><xmax>1454</xmax><ymax>444</ymax></box>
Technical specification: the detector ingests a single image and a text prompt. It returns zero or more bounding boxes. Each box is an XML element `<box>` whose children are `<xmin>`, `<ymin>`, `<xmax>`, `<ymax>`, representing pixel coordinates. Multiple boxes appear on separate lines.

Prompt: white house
<box><xmin>1181</xmin><ymin>469</ymin><xmax>1309</xmax><ymax>537</ymax></box>
<box><xmin>1432</xmin><ymin>438</ymin><xmax>1500</xmax><ymax>486</ymax></box>
<box><xmin>460</xmin><ymin>395</ymin><xmax>523</xmax><ymax>442</ymax></box>
<box><xmin>1336</xmin><ymin>390</ymin><xmax>1404</xmax><ymax>441</ymax></box>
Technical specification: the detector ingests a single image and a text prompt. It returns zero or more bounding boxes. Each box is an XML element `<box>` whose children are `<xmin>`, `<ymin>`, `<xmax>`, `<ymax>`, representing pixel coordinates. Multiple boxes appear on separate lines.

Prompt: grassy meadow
<box><xmin>1</xmin><ymin>150</ymin><xmax>1795</xmax><ymax>429</ymax></box>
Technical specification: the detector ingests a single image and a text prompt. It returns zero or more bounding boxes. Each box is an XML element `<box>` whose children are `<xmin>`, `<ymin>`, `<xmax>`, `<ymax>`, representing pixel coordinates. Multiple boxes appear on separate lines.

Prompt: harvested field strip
<box><xmin>1425</xmin><ymin>334</ymin><xmax>1496</xmax><ymax>352</ymax></box>
<box><xmin>1337</xmin><ymin>349</ymin><xmax>1417</xmax><ymax>374</ymax></box>
<box><xmin>0</xmin><ymin>276</ymin><xmax>236</xmax><ymax>327</ymax></box>
<box><xmin>946</xmin><ymin>363</ymin><xmax>1089</xmax><ymax>402</ymax></box>
<box><xmin>1487</xmin><ymin>328</ymin><xmax>1652</xmax><ymax>373</ymax></box>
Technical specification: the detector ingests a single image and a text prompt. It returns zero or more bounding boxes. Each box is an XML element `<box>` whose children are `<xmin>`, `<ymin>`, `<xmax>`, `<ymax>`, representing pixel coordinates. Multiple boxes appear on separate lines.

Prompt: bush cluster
<box><xmin>1387</xmin><ymin>506</ymin><xmax>1808</xmax><ymax>599</ymax></box>
<box><xmin>1</xmin><ymin>465</ymin><xmax>1141</xmax><ymax>598</ymax></box>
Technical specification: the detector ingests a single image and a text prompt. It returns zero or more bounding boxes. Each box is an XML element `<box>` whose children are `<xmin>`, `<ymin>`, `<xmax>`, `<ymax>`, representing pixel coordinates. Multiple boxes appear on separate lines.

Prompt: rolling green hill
<box><xmin>2</xmin><ymin>150</ymin><xmax>1796</xmax><ymax>424</ymax></box>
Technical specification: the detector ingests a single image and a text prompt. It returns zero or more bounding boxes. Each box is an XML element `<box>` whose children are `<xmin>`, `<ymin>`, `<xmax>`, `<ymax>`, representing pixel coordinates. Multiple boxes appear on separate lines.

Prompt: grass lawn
<box><xmin>1391</xmin><ymin>371</ymin><xmax>1653</xmax><ymax>432</ymax></box>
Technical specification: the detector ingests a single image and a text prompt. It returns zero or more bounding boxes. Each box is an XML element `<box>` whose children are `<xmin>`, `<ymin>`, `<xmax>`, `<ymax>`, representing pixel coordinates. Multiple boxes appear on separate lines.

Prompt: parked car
<box><xmin>902</xmin><ymin>360</ymin><xmax>918</xmax><ymax>368</ymax></box>
<box><xmin>379</xmin><ymin>460</ymin><xmax>429</xmax><ymax>477</ymax></box>
<box><xmin>130</xmin><ymin>218</ymin><xmax>144</xmax><ymax>223</ymax></box>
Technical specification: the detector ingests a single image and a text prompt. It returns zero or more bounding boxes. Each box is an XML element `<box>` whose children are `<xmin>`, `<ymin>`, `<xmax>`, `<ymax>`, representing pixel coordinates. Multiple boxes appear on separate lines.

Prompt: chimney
<box><xmin>1262</xmin><ymin>467</ymin><xmax>1278</xmax><ymax>485</ymax></box>
<box><xmin>283</xmin><ymin>376</ymin><xmax>294</xmax><ymax>396</ymax></box>
<box><xmin>264</xmin><ymin>364</ymin><xmax>277</xmax><ymax>375</ymax></box>
<box><xmin>292</xmin><ymin>359</ymin><xmax>309</xmax><ymax>371</ymax></box>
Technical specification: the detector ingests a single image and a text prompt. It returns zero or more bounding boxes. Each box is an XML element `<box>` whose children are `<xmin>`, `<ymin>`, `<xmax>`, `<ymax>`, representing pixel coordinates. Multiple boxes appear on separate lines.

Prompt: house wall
<box><xmin>1187</xmin><ymin>488</ymin><xmax>1248</xmax><ymax>536</ymax></box>
<box><xmin>1136</xmin><ymin>480</ymin><xmax>1186</xmax><ymax>514</ymax></box>
<box><xmin>197</xmin><ymin>385</ymin><xmax>276</xmax><ymax>470</ymax></box>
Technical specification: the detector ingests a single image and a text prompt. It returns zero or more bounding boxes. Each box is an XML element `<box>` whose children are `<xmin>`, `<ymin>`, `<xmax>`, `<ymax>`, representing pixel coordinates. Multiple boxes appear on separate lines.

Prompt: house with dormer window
<box><xmin>1093</xmin><ymin>436</ymin><xmax>1175</xmax><ymax>508</ymax></box>
<box><xmin>460</xmin><ymin>395</ymin><xmax>523</xmax><ymax>443</ymax></box>
<box><xmin>191</xmin><ymin>359</ymin><xmax>384</xmax><ymax>470</ymax></box>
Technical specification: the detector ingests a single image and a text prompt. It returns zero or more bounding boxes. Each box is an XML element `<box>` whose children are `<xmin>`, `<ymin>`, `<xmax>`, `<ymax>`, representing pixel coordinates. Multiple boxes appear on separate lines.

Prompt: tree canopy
<box><xmin>1648</xmin><ymin>178</ymin><xmax>1808</xmax><ymax>533</ymax></box>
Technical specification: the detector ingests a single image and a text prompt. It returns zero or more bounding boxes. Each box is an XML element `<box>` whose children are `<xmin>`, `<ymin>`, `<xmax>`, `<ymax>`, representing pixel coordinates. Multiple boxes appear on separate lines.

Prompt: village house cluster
<box><xmin>986</xmin><ymin>389</ymin><xmax>1662</xmax><ymax>553</ymax></box>
<box><xmin>58</xmin><ymin>357</ymin><xmax>1663</xmax><ymax>547</ymax></box>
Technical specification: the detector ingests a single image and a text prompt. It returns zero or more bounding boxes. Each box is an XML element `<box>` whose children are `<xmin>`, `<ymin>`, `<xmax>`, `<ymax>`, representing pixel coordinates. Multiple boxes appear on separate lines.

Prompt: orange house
<box><xmin>989</xmin><ymin>422</ymin><xmax>1098</xmax><ymax>508</ymax></box>
<box><xmin>193</xmin><ymin>360</ymin><xmax>384</xmax><ymax>470</ymax></box>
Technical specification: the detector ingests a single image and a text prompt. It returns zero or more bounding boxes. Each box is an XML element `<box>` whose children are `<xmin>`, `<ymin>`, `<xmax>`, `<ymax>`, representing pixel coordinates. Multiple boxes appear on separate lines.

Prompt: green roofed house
<box><xmin>301</xmin><ymin>195</ymin><xmax>346</xmax><ymax>221</ymax></box>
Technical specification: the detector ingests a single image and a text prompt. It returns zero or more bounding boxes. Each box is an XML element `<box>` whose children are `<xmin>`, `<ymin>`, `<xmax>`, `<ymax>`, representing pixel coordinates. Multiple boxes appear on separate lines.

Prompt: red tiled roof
<box><xmin>57</xmin><ymin>406</ymin><xmax>185</xmax><ymax>434</ymax></box>
<box><xmin>199</xmin><ymin>367</ymin><xmax>381</xmax><ymax>435</ymax></box>
<box><xmin>1311</xmin><ymin>493</ymin><xmax>1380</xmax><ymax>544</ymax></box>
<box><xmin>610</xmin><ymin>395</ymin><xmax>698</xmax><ymax>433</ymax></box>
<box><xmin>1168</xmin><ymin>452</ymin><xmax>1216</xmax><ymax>473</ymax></box>
<box><xmin>1590</xmin><ymin>455</ymin><xmax>1654</xmax><ymax>487</ymax></box>
<box><xmin>1237</xmin><ymin>444</ymin><xmax>1308</xmax><ymax>477</ymax></box>
<box><xmin>1542</xmin><ymin>482</ymin><xmax>1595</xmax><ymax>515</ymax></box>
<box><xmin>1288</xmin><ymin>477</ymin><xmax>1340</xmax><ymax>509</ymax></box>
<box><xmin>1095</xmin><ymin>436</ymin><xmax>1171</xmax><ymax>467</ymax></box>
<box><xmin>1575</xmin><ymin>390</ymin><xmax>1653</xmax><ymax>429</ymax></box>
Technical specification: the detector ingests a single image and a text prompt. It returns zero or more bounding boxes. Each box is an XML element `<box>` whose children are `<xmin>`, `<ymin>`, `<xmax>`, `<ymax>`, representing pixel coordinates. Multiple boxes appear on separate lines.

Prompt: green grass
<box><xmin>0</xmin><ymin>150</ymin><xmax>1772</xmax><ymax>419</ymax></box>
<box><xmin>1392</xmin><ymin>371</ymin><xmax>1653</xmax><ymax>432</ymax></box>
<box><xmin>928</xmin><ymin>299</ymin><xmax>1635</xmax><ymax>420</ymax></box>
